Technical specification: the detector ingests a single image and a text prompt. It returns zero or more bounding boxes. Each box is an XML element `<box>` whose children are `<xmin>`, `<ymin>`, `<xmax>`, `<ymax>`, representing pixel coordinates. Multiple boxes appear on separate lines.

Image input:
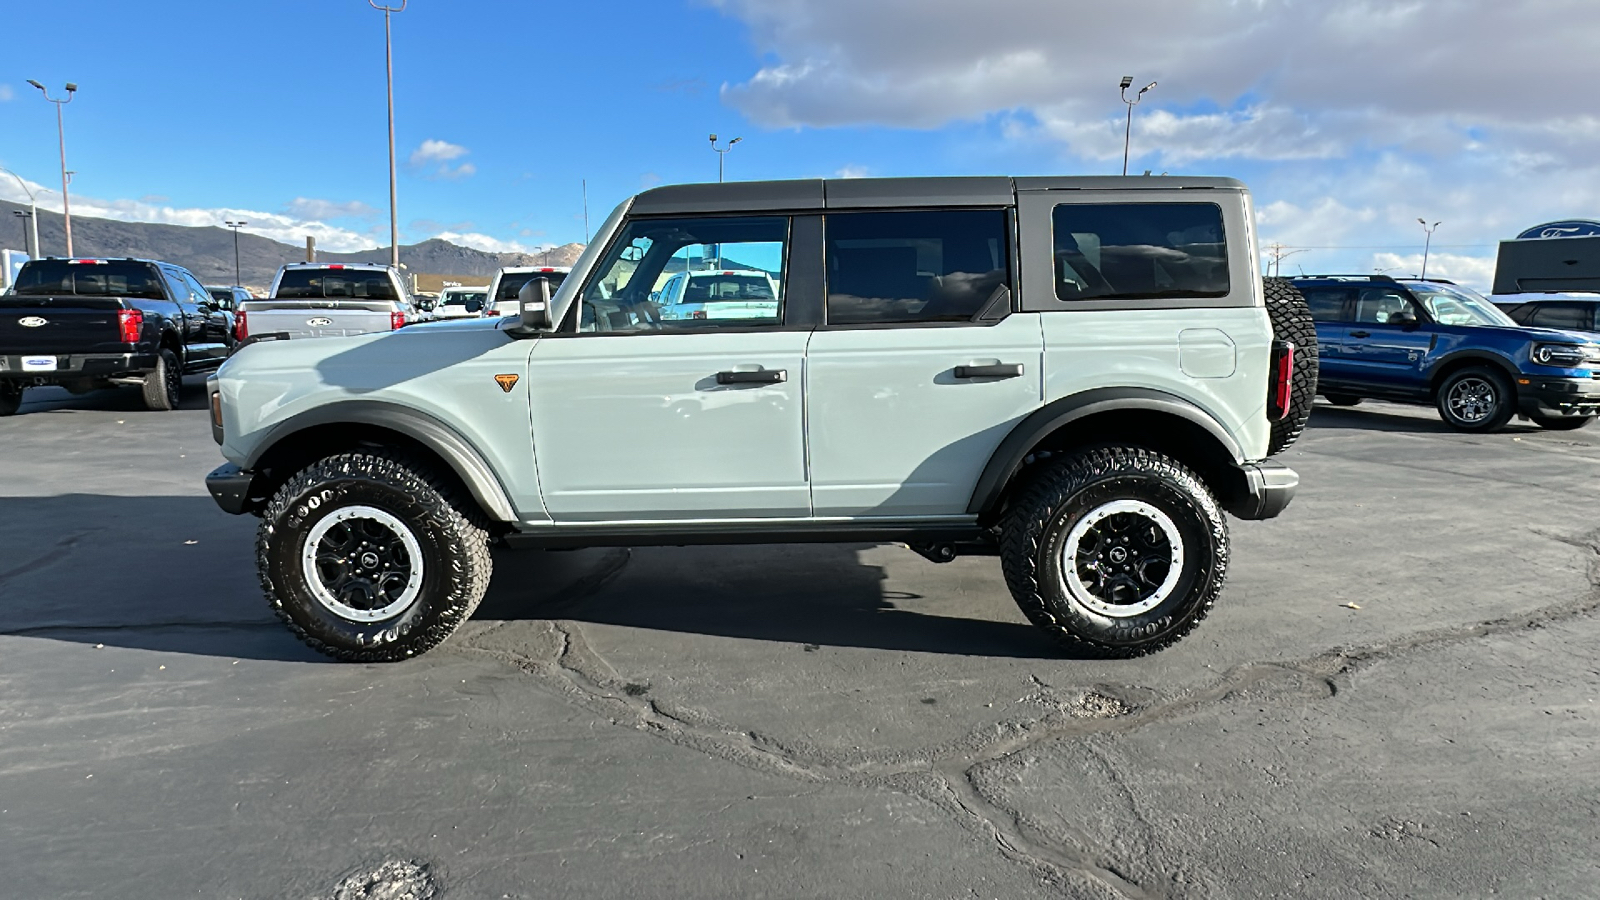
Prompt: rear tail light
<box><xmin>390</xmin><ymin>311</ymin><xmax>406</xmax><ymax>330</ymax></box>
<box><xmin>117</xmin><ymin>309</ymin><xmax>144</xmax><ymax>343</ymax></box>
<box><xmin>483</xmin><ymin>309</ymin><xmax>500</xmax><ymax>317</ymax></box>
<box><xmin>692</xmin><ymin>310</ymin><xmax>707</xmax><ymax>320</ymax></box>
<box><xmin>235</xmin><ymin>311</ymin><xmax>249</xmax><ymax>342</ymax></box>
<box><xmin>1268</xmin><ymin>340</ymin><xmax>1295</xmax><ymax>420</ymax></box>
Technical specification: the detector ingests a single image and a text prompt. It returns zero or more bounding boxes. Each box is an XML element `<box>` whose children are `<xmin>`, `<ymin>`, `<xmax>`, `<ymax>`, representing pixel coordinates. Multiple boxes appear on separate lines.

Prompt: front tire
<box><xmin>1436</xmin><ymin>366</ymin><xmax>1515</xmax><ymax>432</ymax></box>
<box><xmin>1530</xmin><ymin>414</ymin><xmax>1595</xmax><ymax>431</ymax></box>
<box><xmin>257</xmin><ymin>450</ymin><xmax>493</xmax><ymax>662</ymax></box>
<box><xmin>141</xmin><ymin>349</ymin><xmax>181</xmax><ymax>411</ymax></box>
<box><xmin>1000</xmin><ymin>447</ymin><xmax>1228</xmax><ymax>658</ymax></box>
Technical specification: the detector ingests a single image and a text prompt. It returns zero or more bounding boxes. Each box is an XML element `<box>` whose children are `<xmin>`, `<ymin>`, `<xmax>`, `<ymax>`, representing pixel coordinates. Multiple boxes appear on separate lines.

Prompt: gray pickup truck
<box><xmin>236</xmin><ymin>263</ymin><xmax>422</xmax><ymax>342</ymax></box>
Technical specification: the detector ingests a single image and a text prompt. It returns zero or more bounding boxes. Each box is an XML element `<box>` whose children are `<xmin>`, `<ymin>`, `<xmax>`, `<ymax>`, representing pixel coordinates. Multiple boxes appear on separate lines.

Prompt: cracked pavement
<box><xmin>2</xmin><ymin>385</ymin><xmax>1598</xmax><ymax>898</ymax></box>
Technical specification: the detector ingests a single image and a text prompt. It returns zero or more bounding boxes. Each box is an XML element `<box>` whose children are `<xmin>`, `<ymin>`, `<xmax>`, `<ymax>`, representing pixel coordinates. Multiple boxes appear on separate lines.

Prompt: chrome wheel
<box><xmin>301</xmin><ymin>505</ymin><xmax>424</xmax><ymax>622</ymax></box>
<box><xmin>1446</xmin><ymin>376</ymin><xmax>1496</xmax><ymax>424</ymax></box>
<box><xmin>1060</xmin><ymin>499</ymin><xmax>1185</xmax><ymax>618</ymax></box>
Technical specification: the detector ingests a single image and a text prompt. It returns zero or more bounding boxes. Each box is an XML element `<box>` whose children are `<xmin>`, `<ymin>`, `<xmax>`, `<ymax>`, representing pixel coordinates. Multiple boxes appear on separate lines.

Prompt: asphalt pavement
<box><xmin>2</xmin><ymin>382</ymin><xmax>1597</xmax><ymax>899</ymax></box>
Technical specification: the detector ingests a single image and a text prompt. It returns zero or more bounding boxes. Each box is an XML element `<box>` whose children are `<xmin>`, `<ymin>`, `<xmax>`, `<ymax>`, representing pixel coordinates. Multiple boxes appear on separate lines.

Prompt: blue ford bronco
<box><xmin>1293</xmin><ymin>275</ymin><xmax>1600</xmax><ymax>431</ymax></box>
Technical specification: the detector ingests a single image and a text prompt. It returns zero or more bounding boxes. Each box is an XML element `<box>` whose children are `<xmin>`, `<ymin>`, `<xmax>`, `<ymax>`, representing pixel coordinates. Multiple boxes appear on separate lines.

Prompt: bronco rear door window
<box><xmin>1052</xmin><ymin>203</ymin><xmax>1228</xmax><ymax>302</ymax></box>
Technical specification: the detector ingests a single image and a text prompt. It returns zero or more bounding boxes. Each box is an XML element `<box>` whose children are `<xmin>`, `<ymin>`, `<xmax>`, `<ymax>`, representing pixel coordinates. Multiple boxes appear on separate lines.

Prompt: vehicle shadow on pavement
<box><xmin>478</xmin><ymin>544</ymin><xmax>1071</xmax><ymax>659</ymax></box>
<box><xmin>1306</xmin><ymin>405</ymin><xmax>1460</xmax><ymax>434</ymax></box>
<box><xmin>16</xmin><ymin>378</ymin><xmax>212</xmax><ymax>415</ymax></box>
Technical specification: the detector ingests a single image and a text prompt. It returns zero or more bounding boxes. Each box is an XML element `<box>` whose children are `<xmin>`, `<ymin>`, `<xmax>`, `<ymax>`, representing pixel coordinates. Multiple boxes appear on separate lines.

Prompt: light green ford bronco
<box><xmin>206</xmin><ymin>176</ymin><xmax>1317</xmax><ymax>662</ymax></box>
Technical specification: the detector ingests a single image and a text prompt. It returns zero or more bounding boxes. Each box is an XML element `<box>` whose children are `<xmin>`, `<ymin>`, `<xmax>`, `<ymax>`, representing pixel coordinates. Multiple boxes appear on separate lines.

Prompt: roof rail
<box><xmin>1299</xmin><ymin>274</ymin><xmax>1400</xmax><ymax>283</ymax></box>
<box><xmin>1399</xmin><ymin>276</ymin><xmax>1457</xmax><ymax>285</ymax></box>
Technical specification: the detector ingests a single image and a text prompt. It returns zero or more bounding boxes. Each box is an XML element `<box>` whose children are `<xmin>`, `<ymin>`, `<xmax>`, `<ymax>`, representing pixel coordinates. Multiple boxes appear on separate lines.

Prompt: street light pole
<box><xmin>369</xmin><ymin>0</ymin><xmax>406</xmax><ymax>269</ymax></box>
<box><xmin>26</xmin><ymin>80</ymin><xmax>77</xmax><ymax>256</ymax></box>
<box><xmin>1417</xmin><ymin>219</ymin><xmax>1440</xmax><ymax>280</ymax></box>
<box><xmin>1118</xmin><ymin>76</ymin><xmax>1156</xmax><ymax>177</ymax></box>
<box><xmin>0</xmin><ymin>167</ymin><xmax>40</xmax><ymax>258</ymax></box>
<box><xmin>225</xmin><ymin>220</ymin><xmax>248</xmax><ymax>286</ymax></box>
<box><xmin>709</xmin><ymin>134</ymin><xmax>742</xmax><ymax>183</ymax></box>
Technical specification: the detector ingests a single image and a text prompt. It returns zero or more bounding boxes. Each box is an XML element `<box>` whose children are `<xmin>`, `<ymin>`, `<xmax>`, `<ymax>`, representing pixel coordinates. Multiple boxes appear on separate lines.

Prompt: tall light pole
<box><xmin>224</xmin><ymin>220</ymin><xmax>248</xmax><ymax>286</ymax></box>
<box><xmin>1418</xmin><ymin>218</ymin><xmax>1440</xmax><ymax>280</ymax></box>
<box><xmin>370</xmin><ymin>0</ymin><xmax>405</xmax><ymax>268</ymax></box>
<box><xmin>1119</xmin><ymin>76</ymin><xmax>1156</xmax><ymax>177</ymax></box>
<box><xmin>709</xmin><ymin>134</ymin><xmax>742</xmax><ymax>183</ymax></box>
<box><xmin>0</xmin><ymin>167</ymin><xmax>40</xmax><ymax>258</ymax></box>
<box><xmin>26</xmin><ymin>80</ymin><xmax>77</xmax><ymax>256</ymax></box>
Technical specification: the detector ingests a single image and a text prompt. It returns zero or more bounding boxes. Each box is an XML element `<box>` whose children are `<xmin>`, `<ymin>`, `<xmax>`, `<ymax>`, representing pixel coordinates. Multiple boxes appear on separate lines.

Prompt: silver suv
<box><xmin>205</xmin><ymin>176</ymin><xmax>1316</xmax><ymax>662</ymax></box>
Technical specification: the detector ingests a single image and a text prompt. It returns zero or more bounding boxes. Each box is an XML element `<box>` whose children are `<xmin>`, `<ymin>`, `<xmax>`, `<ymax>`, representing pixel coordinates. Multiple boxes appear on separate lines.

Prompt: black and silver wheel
<box><xmin>0</xmin><ymin>383</ymin><xmax>21</xmax><ymax>417</ymax></box>
<box><xmin>1322</xmin><ymin>392</ymin><xmax>1363</xmax><ymax>407</ymax></box>
<box><xmin>141</xmin><ymin>348</ymin><xmax>181</xmax><ymax>411</ymax></box>
<box><xmin>1000</xmin><ymin>446</ymin><xmax>1228</xmax><ymax>657</ymax></box>
<box><xmin>1530</xmin><ymin>413</ymin><xmax>1595</xmax><ymax>431</ymax></box>
<box><xmin>1436</xmin><ymin>366</ymin><xmax>1515</xmax><ymax>432</ymax></box>
<box><xmin>257</xmin><ymin>449</ymin><xmax>492</xmax><ymax>662</ymax></box>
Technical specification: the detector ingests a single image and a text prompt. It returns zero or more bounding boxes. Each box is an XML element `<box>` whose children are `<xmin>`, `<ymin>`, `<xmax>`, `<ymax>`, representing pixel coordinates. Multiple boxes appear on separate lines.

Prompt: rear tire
<box><xmin>1530</xmin><ymin>414</ymin><xmax>1595</xmax><ymax>431</ymax></box>
<box><xmin>1322</xmin><ymin>393</ymin><xmax>1363</xmax><ymax>407</ymax></box>
<box><xmin>0</xmin><ymin>383</ymin><xmax>21</xmax><ymax>417</ymax></box>
<box><xmin>1000</xmin><ymin>446</ymin><xmax>1228</xmax><ymax>658</ymax></box>
<box><xmin>257</xmin><ymin>449</ymin><xmax>492</xmax><ymax>662</ymax></box>
<box><xmin>1264</xmin><ymin>277</ymin><xmax>1319</xmax><ymax>455</ymax></box>
<box><xmin>1436</xmin><ymin>366</ymin><xmax>1515</xmax><ymax>432</ymax></box>
<box><xmin>141</xmin><ymin>349</ymin><xmax>181</xmax><ymax>411</ymax></box>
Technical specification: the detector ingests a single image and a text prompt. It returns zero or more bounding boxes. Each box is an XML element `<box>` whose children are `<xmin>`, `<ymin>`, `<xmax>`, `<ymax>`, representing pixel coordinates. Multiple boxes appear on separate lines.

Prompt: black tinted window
<box><xmin>12</xmin><ymin>260</ymin><xmax>165</xmax><ymax>299</ymax></box>
<box><xmin>825</xmin><ymin>209</ymin><xmax>1008</xmax><ymax>325</ymax></box>
<box><xmin>1302</xmin><ymin>287</ymin><xmax>1354</xmax><ymax>322</ymax></box>
<box><xmin>1529</xmin><ymin>304</ymin><xmax>1593</xmax><ymax>331</ymax></box>
<box><xmin>1052</xmin><ymin>203</ymin><xmax>1228</xmax><ymax>302</ymax></box>
<box><xmin>496</xmin><ymin>271</ymin><xmax>568</xmax><ymax>301</ymax></box>
<box><xmin>276</xmin><ymin>268</ymin><xmax>397</xmax><ymax>300</ymax></box>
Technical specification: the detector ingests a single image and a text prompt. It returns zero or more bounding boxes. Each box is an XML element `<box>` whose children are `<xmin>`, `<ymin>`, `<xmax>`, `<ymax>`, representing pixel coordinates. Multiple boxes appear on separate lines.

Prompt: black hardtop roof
<box><xmin>629</xmin><ymin>175</ymin><xmax>1247</xmax><ymax>215</ymax></box>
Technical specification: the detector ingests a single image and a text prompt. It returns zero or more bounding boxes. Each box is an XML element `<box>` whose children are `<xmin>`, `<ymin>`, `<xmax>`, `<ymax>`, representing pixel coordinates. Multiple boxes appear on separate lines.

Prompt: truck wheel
<box><xmin>0</xmin><ymin>384</ymin><xmax>21</xmax><ymax>417</ymax></box>
<box><xmin>1436</xmin><ymin>366</ymin><xmax>1515</xmax><ymax>432</ymax></box>
<box><xmin>1530</xmin><ymin>413</ymin><xmax>1595</xmax><ymax>431</ymax></box>
<box><xmin>141</xmin><ymin>349</ymin><xmax>181</xmax><ymax>411</ymax></box>
<box><xmin>1000</xmin><ymin>446</ymin><xmax>1228</xmax><ymax>658</ymax></box>
<box><xmin>257</xmin><ymin>450</ymin><xmax>492</xmax><ymax>662</ymax></box>
<box><xmin>1264</xmin><ymin>277</ymin><xmax>1319</xmax><ymax>455</ymax></box>
<box><xmin>1322</xmin><ymin>392</ymin><xmax>1362</xmax><ymax>407</ymax></box>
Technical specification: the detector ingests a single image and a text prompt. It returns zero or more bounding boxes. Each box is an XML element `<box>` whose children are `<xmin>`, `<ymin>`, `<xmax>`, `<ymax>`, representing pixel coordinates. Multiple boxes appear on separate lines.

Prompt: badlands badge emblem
<box><xmin>494</xmin><ymin>374</ymin><xmax>519</xmax><ymax>393</ymax></box>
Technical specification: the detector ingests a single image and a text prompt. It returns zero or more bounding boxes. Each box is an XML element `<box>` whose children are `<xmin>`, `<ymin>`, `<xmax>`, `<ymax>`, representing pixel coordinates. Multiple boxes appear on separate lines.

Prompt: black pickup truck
<box><xmin>0</xmin><ymin>257</ymin><xmax>234</xmax><ymax>415</ymax></box>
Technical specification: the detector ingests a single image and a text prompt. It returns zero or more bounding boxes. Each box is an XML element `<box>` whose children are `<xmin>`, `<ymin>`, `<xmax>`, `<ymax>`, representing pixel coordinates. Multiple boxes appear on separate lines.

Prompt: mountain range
<box><xmin>0</xmin><ymin>199</ymin><xmax>585</xmax><ymax>292</ymax></box>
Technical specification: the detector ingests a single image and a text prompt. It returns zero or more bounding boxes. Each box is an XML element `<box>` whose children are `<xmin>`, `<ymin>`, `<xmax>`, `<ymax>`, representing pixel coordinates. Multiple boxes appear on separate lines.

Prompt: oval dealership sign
<box><xmin>1516</xmin><ymin>220</ymin><xmax>1600</xmax><ymax>240</ymax></box>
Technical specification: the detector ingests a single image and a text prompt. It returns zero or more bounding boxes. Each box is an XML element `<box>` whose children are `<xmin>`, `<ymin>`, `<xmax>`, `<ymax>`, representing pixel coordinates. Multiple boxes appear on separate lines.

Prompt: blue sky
<box><xmin>4</xmin><ymin>0</ymin><xmax>1599</xmax><ymax>289</ymax></box>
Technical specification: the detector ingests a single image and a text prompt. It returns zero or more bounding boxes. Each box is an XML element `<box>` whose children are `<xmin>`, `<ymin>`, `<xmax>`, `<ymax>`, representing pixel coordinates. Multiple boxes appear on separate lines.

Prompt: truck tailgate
<box><xmin>0</xmin><ymin>297</ymin><xmax>127</xmax><ymax>355</ymax></box>
<box><xmin>241</xmin><ymin>303</ymin><xmax>394</xmax><ymax>339</ymax></box>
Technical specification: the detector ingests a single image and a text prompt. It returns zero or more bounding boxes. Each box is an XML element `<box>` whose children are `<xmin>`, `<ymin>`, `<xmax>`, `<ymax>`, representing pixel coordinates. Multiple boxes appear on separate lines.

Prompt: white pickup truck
<box><xmin>236</xmin><ymin>263</ymin><xmax>424</xmax><ymax>342</ymax></box>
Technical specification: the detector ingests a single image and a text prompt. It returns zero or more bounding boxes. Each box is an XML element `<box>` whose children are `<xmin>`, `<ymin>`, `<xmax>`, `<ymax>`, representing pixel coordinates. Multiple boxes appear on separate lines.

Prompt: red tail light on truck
<box><xmin>234</xmin><ymin>311</ymin><xmax>249</xmax><ymax>342</ymax></box>
<box><xmin>390</xmin><ymin>311</ymin><xmax>406</xmax><ymax>330</ymax></box>
<box><xmin>117</xmin><ymin>309</ymin><xmax>144</xmax><ymax>343</ymax></box>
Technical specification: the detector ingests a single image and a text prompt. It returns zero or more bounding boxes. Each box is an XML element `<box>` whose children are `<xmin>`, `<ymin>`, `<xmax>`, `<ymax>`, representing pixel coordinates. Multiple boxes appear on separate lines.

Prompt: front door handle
<box><xmin>1349</xmin><ymin>330</ymin><xmax>1371</xmax><ymax>339</ymax></box>
<box><xmin>954</xmin><ymin>363</ymin><xmax>1024</xmax><ymax>379</ymax></box>
<box><xmin>715</xmin><ymin>368</ymin><xmax>786</xmax><ymax>385</ymax></box>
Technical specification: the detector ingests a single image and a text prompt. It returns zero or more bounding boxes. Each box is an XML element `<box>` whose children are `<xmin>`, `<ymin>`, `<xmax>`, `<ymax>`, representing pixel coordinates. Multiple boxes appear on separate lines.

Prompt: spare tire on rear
<box><xmin>1263</xmin><ymin>277</ymin><xmax>1318</xmax><ymax>455</ymax></box>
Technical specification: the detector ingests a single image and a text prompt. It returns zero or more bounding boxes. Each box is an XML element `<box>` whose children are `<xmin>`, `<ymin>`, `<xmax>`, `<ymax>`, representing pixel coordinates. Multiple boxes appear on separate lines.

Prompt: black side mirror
<box><xmin>512</xmin><ymin>277</ymin><xmax>553</xmax><ymax>334</ymax></box>
<box><xmin>1390</xmin><ymin>311</ymin><xmax>1419</xmax><ymax>329</ymax></box>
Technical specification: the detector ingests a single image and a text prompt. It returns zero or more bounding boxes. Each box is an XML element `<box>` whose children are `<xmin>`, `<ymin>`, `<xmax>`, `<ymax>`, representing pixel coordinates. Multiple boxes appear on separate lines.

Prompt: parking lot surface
<box><xmin>3</xmin><ymin>384</ymin><xmax>1598</xmax><ymax>898</ymax></box>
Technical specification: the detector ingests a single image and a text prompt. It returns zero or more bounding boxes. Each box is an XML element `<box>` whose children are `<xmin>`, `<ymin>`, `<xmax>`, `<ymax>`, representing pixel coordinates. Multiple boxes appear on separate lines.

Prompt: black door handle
<box><xmin>715</xmin><ymin>369</ymin><xmax>786</xmax><ymax>385</ymax></box>
<box><xmin>1349</xmin><ymin>330</ymin><xmax>1371</xmax><ymax>338</ymax></box>
<box><xmin>954</xmin><ymin>363</ymin><xmax>1024</xmax><ymax>379</ymax></box>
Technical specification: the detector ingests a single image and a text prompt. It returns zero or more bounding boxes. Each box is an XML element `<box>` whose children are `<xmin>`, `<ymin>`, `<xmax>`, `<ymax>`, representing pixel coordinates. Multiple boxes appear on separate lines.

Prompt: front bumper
<box><xmin>1517</xmin><ymin>374</ymin><xmax>1600</xmax><ymax>418</ymax></box>
<box><xmin>1223</xmin><ymin>459</ymin><xmax>1299</xmax><ymax>520</ymax></box>
<box><xmin>0</xmin><ymin>351</ymin><xmax>159</xmax><ymax>384</ymax></box>
<box><xmin>206</xmin><ymin>463</ymin><xmax>257</xmax><ymax>516</ymax></box>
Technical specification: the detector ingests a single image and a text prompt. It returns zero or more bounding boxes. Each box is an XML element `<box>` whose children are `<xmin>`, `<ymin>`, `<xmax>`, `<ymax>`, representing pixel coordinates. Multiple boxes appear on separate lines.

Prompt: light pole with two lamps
<box><xmin>225</xmin><ymin>220</ymin><xmax>248</xmax><ymax>287</ymax></box>
<box><xmin>26</xmin><ymin>80</ymin><xmax>77</xmax><ymax>256</ymax></box>
<box><xmin>1119</xmin><ymin>76</ymin><xmax>1156</xmax><ymax>176</ymax></box>
<box><xmin>1418</xmin><ymin>218</ymin><xmax>1440</xmax><ymax>280</ymax></box>
<box><xmin>709</xmin><ymin>134</ymin><xmax>742</xmax><ymax>183</ymax></box>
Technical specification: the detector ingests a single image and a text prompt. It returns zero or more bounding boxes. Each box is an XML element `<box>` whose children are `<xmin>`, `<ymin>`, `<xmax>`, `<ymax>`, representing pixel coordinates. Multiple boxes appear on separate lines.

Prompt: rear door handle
<box><xmin>1349</xmin><ymin>330</ymin><xmax>1371</xmax><ymax>339</ymax></box>
<box><xmin>954</xmin><ymin>363</ymin><xmax>1024</xmax><ymax>379</ymax></box>
<box><xmin>715</xmin><ymin>368</ymin><xmax>786</xmax><ymax>385</ymax></box>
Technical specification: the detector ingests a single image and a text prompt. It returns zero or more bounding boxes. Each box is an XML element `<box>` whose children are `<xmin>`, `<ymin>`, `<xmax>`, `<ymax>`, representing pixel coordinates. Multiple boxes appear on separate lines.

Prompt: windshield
<box><xmin>495</xmin><ymin>272</ymin><xmax>567</xmax><ymax>301</ymax></box>
<box><xmin>12</xmin><ymin>260</ymin><xmax>166</xmax><ymax>300</ymax></box>
<box><xmin>443</xmin><ymin>291</ymin><xmax>486</xmax><ymax>306</ymax></box>
<box><xmin>208</xmin><ymin>288</ymin><xmax>234</xmax><ymax>303</ymax></box>
<box><xmin>682</xmin><ymin>273</ymin><xmax>776</xmax><ymax>302</ymax></box>
<box><xmin>275</xmin><ymin>268</ymin><xmax>397</xmax><ymax>300</ymax></box>
<box><xmin>1408</xmin><ymin>283</ymin><xmax>1517</xmax><ymax>327</ymax></box>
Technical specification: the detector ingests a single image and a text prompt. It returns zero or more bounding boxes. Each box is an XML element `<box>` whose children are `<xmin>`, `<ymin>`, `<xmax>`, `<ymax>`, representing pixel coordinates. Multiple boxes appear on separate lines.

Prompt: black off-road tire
<box><xmin>1530</xmin><ymin>413</ymin><xmax>1595</xmax><ymax>431</ymax></box>
<box><xmin>0</xmin><ymin>383</ymin><xmax>21</xmax><ymax>417</ymax></box>
<box><xmin>1264</xmin><ymin>277</ymin><xmax>1319</xmax><ymax>455</ymax></box>
<box><xmin>1435</xmin><ymin>365</ymin><xmax>1516</xmax><ymax>433</ymax></box>
<box><xmin>257</xmin><ymin>449</ymin><xmax>493</xmax><ymax>662</ymax></box>
<box><xmin>1000</xmin><ymin>446</ymin><xmax>1229</xmax><ymax>658</ymax></box>
<box><xmin>1322</xmin><ymin>392</ymin><xmax>1363</xmax><ymax>407</ymax></box>
<box><xmin>141</xmin><ymin>349</ymin><xmax>181</xmax><ymax>411</ymax></box>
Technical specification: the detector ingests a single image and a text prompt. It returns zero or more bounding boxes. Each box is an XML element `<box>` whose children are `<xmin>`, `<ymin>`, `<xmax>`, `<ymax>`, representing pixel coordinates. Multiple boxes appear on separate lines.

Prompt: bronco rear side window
<box><xmin>1051</xmin><ymin>203</ymin><xmax>1228</xmax><ymax>302</ymax></box>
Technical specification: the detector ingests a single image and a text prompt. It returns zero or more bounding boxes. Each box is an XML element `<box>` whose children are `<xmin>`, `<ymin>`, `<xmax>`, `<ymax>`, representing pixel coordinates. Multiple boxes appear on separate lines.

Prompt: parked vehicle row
<box><xmin>235</xmin><ymin>262</ymin><xmax>428</xmax><ymax>343</ymax></box>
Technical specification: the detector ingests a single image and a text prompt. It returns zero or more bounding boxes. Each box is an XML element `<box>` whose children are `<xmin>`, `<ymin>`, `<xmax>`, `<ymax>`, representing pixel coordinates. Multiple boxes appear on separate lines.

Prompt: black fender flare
<box><xmin>1425</xmin><ymin>350</ymin><xmax>1520</xmax><ymax>395</ymax></box>
<box><xmin>966</xmin><ymin>387</ymin><xmax>1245</xmax><ymax>516</ymax></box>
<box><xmin>243</xmin><ymin>400</ymin><xmax>518</xmax><ymax>523</ymax></box>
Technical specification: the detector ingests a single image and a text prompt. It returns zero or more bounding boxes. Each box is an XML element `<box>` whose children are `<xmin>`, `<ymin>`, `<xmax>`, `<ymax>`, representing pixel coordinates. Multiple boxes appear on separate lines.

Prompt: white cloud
<box><xmin>0</xmin><ymin>84</ymin><xmax>13</xmax><ymax>102</ymax></box>
<box><xmin>287</xmin><ymin>197</ymin><xmax>378</xmax><ymax>220</ymax></box>
<box><xmin>409</xmin><ymin>139</ymin><xmax>469</xmax><ymax>165</ymax></box>
<box><xmin>431</xmin><ymin>231</ymin><xmax>541</xmax><ymax>254</ymax></box>
<box><xmin>835</xmin><ymin>165</ymin><xmax>869</xmax><ymax>179</ymax></box>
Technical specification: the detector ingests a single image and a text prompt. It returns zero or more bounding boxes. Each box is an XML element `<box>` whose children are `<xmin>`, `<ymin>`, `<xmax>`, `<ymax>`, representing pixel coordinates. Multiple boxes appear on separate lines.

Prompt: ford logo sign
<box><xmin>307</xmin><ymin>317</ymin><xmax>334</xmax><ymax>327</ymax></box>
<box><xmin>18</xmin><ymin>316</ymin><xmax>47</xmax><ymax>328</ymax></box>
